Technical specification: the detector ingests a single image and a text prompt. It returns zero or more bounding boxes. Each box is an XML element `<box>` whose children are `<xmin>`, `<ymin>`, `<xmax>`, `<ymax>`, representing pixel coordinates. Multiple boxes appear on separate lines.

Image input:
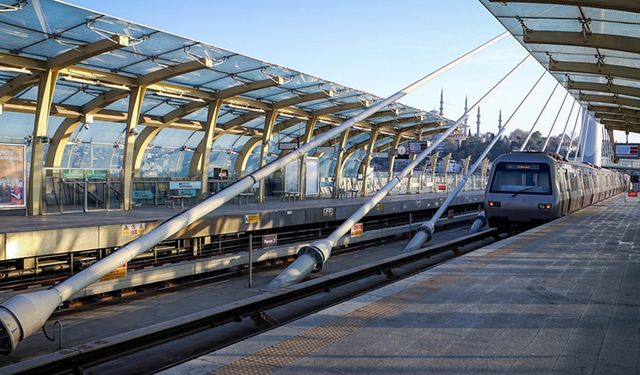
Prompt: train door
<box><xmin>562</xmin><ymin>169</ymin><xmax>571</xmax><ymax>215</ymax></box>
<box><xmin>587</xmin><ymin>172</ymin><xmax>594</xmax><ymax>205</ymax></box>
<box><xmin>576</xmin><ymin>170</ymin><xmax>583</xmax><ymax>209</ymax></box>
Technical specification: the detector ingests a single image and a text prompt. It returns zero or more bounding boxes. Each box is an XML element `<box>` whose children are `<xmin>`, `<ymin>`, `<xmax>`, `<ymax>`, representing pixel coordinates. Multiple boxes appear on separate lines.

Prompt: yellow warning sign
<box><xmin>245</xmin><ymin>213</ymin><xmax>260</xmax><ymax>224</ymax></box>
<box><xmin>100</xmin><ymin>263</ymin><xmax>127</xmax><ymax>281</ymax></box>
<box><xmin>122</xmin><ymin>223</ymin><xmax>146</xmax><ymax>236</ymax></box>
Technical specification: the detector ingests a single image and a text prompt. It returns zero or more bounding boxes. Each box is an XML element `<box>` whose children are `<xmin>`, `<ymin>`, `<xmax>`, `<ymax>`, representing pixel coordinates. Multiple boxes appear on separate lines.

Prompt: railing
<box><xmin>340</xmin><ymin>171</ymin><xmax>487</xmax><ymax>197</ymax></box>
<box><xmin>40</xmin><ymin>169</ymin><xmax>487</xmax><ymax>214</ymax></box>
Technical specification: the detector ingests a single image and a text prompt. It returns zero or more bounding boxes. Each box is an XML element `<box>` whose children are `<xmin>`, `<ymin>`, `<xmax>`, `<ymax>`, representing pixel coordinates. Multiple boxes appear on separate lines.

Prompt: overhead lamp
<box><xmin>0</xmin><ymin>66</ymin><xmax>32</xmax><ymax>74</ymax></box>
<box><xmin>155</xmin><ymin>91</ymin><xmax>205</xmax><ymax>103</ymax></box>
<box><xmin>61</xmin><ymin>75</ymin><xmax>95</xmax><ymax>85</ymax></box>
<box><xmin>227</xmin><ymin>103</ymin><xmax>265</xmax><ymax>113</ymax></box>
<box><xmin>61</xmin><ymin>75</ymin><xmax>130</xmax><ymax>91</ymax></box>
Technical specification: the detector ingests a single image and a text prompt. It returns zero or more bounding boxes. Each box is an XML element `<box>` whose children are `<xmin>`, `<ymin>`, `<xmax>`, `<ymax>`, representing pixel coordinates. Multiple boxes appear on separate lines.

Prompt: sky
<box><xmin>63</xmin><ymin>0</ymin><xmax>638</xmax><ymax>143</ymax></box>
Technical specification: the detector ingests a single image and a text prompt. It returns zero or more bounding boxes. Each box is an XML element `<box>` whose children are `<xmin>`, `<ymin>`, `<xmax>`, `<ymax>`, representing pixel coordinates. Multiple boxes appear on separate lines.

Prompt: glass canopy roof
<box><xmin>0</xmin><ymin>0</ymin><xmax>455</xmax><ymax>177</ymax></box>
<box><xmin>480</xmin><ymin>0</ymin><xmax>640</xmax><ymax>134</ymax></box>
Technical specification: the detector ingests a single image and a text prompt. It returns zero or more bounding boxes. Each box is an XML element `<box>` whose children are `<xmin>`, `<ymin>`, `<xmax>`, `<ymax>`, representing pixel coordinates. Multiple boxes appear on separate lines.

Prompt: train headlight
<box><xmin>488</xmin><ymin>201</ymin><xmax>501</xmax><ymax>207</ymax></box>
<box><xmin>538</xmin><ymin>203</ymin><xmax>552</xmax><ymax>209</ymax></box>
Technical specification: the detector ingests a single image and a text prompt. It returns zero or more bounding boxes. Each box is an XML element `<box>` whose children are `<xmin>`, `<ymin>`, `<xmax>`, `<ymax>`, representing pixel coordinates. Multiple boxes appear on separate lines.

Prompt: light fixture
<box><xmin>61</xmin><ymin>75</ymin><xmax>131</xmax><ymax>91</ymax></box>
<box><xmin>227</xmin><ymin>103</ymin><xmax>265</xmax><ymax>113</ymax></box>
<box><xmin>61</xmin><ymin>75</ymin><xmax>96</xmax><ymax>85</ymax></box>
<box><xmin>0</xmin><ymin>66</ymin><xmax>32</xmax><ymax>74</ymax></box>
<box><xmin>99</xmin><ymin>82</ymin><xmax>130</xmax><ymax>91</ymax></box>
<box><xmin>155</xmin><ymin>91</ymin><xmax>205</xmax><ymax>103</ymax></box>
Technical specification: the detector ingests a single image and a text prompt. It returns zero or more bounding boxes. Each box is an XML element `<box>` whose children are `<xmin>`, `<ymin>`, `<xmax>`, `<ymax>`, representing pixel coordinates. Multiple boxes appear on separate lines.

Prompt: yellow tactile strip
<box><xmin>211</xmin><ymin>302</ymin><xmax>402</xmax><ymax>375</ymax></box>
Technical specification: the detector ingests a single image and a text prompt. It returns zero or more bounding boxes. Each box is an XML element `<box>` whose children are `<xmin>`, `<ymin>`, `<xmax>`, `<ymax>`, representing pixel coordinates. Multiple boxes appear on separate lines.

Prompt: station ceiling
<box><xmin>0</xmin><ymin>0</ymin><xmax>450</xmax><ymax>148</ymax></box>
<box><xmin>481</xmin><ymin>0</ymin><xmax>640</xmax><ymax>135</ymax></box>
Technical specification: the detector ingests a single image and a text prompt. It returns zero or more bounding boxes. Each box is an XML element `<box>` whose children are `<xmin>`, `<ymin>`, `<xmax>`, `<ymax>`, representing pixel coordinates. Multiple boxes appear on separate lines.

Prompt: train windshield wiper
<box><xmin>511</xmin><ymin>186</ymin><xmax>539</xmax><ymax>197</ymax></box>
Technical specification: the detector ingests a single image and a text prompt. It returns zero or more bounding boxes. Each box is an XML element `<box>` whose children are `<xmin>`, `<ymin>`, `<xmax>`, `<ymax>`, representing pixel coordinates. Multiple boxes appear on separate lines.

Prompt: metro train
<box><xmin>484</xmin><ymin>152</ymin><xmax>628</xmax><ymax>231</ymax></box>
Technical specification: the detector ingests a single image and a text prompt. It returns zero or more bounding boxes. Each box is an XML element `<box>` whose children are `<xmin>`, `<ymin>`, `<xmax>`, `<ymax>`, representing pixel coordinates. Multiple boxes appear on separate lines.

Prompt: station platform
<box><xmin>0</xmin><ymin>191</ymin><xmax>483</xmax><ymax>261</ymax></box>
<box><xmin>166</xmin><ymin>194</ymin><xmax>640</xmax><ymax>375</ymax></box>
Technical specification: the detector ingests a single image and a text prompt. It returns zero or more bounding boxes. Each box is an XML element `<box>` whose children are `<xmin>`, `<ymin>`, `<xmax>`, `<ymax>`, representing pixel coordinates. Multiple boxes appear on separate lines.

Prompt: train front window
<box><xmin>490</xmin><ymin>162</ymin><xmax>552</xmax><ymax>195</ymax></box>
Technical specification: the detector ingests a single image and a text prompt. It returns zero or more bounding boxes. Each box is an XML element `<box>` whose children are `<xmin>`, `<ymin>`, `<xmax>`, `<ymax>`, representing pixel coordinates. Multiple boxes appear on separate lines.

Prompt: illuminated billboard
<box><xmin>0</xmin><ymin>144</ymin><xmax>26</xmax><ymax>209</ymax></box>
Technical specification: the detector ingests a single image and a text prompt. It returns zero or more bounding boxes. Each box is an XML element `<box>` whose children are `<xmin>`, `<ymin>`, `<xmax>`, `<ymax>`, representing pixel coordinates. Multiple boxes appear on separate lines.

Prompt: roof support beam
<box><xmin>48</xmin><ymin>35</ymin><xmax>130</xmax><ymax>69</ymax></box>
<box><xmin>137</xmin><ymin>58</ymin><xmax>212</xmax><ymax>86</ymax></box>
<box><xmin>196</xmin><ymin>100</ymin><xmax>223</xmax><ymax>197</ymax></box>
<box><xmin>271</xmin><ymin>90</ymin><xmax>334</xmax><ymax>108</ymax></box>
<box><xmin>0</xmin><ymin>34</ymin><xmax>129</xmax><ymax>108</ymax></box>
<box><xmin>27</xmin><ymin>69</ymin><xmax>58</xmax><ymax>216</ymax></box>
<box><xmin>523</xmin><ymin>31</ymin><xmax>640</xmax><ymax>55</ymax></box>
<box><xmin>122</xmin><ymin>86</ymin><xmax>146</xmax><ymax>211</ymax></box>
<box><xmin>313</xmin><ymin>100</ymin><xmax>369</xmax><ymax>116</ymax></box>
<box><xmin>361</xmin><ymin>128</ymin><xmax>381</xmax><ymax>197</ymax></box>
<box><xmin>258</xmin><ymin>110</ymin><xmax>279</xmax><ymax>203</ymax></box>
<box><xmin>45</xmin><ymin>89</ymin><xmax>130</xmax><ymax>168</ymax></box>
<box><xmin>214</xmin><ymin>76</ymin><xmax>285</xmax><ymax>99</ymax></box>
<box><xmin>579</xmin><ymin>93</ymin><xmax>640</xmax><ymax>110</ymax></box>
<box><xmin>0</xmin><ymin>74</ymin><xmax>39</xmax><ymax>105</ymax></box>
<box><xmin>488</xmin><ymin>0</ymin><xmax>640</xmax><ymax>14</ymax></box>
<box><xmin>567</xmin><ymin>81</ymin><xmax>640</xmax><ymax>100</ymax></box>
<box><xmin>332</xmin><ymin>128</ymin><xmax>351</xmax><ymax>198</ymax></box>
<box><xmin>596</xmin><ymin>113</ymin><xmax>640</xmax><ymax>125</ymax></box>
<box><xmin>387</xmin><ymin>134</ymin><xmax>403</xmax><ymax>184</ymax></box>
<box><xmin>601</xmin><ymin>119</ymin><xmax>640</xmax><ymax>133</ymax></box>
<box><xmin>374</xmin><ymin>116</ymin><xmax>429</xmax><ymax>128</ymax></box>
<box><xmin>367</xmin><ymin>109</ymin><xmax>402</xmax><ymax>119</ymax></box>
<box><xmin>589</xmin><ymin>104</ymin><xmax>640</xmax><ymax>117</ymax></box>
<box><xmin>47</xmin><ymin>58</ymin><xmax>213</xmax><ymax>170</ymax></box>
<box><xmin>138</xmin><ymin>77</ymin><xmax>283</xmax><ymax>175</ymax></box>
<box><xmin>221</xmin><ymin>112</ymin><xmax>264</xmax><ymax>132</ymax></box>
<box><xmin>234</xmin><ymin>137</ymin><xmax>262</xmax><ymax>179</ymax></box>
<box><xmin>549</xmin><ymin>60</ymin><xmax>640</xmax><ymax>82</ymax></box>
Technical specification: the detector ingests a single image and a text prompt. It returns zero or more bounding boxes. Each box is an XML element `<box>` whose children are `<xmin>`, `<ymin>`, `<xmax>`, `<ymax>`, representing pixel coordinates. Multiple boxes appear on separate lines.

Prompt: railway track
<box><xmin>0</xmin><ymin>205</ymin><xmax>482</xmax><ymax>291</ymax></box>
<box><xmin>1</xmin><ymin>227</ymin><xmax>500</xmax><ymax>375</ymax></box>
<box><xmin>0</xmin><ymin>212</ymin><xmax>480</xmax><ymax>315</ymax></box>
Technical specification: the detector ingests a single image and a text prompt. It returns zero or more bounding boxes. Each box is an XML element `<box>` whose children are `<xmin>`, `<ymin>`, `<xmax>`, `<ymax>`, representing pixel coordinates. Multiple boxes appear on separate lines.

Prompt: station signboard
<box><xmin>408</xmin><ymin>141</ymin><xmax>428</xmax><ymax>154</ymax></box>
<box><xmin>278</xmin><ymin>142</ymin><xmax>298</xmax><ymax>150</ymax></box>
<box><xmin>0</xmin><ymin>144</ymin><xmax>26</xmax><ymax>209</ymax></box>
<box><xmin>262</xmin><ymin>234</ymin><xmax>278</xmax><ymax>248</ymax></box>
<box><xmin>62</xmin><ymin>169</ymin><xmax>84</xmax><ymax>180</ymax></box>
<box><xmin>169</xmin><ymin>181</ymin><xmax>202</xmax><ymax>190</ymax></box>
<box><xmin>133</xmin><ymin>191</ymin><xmax>154</xmax><ymax>199</ymax></box>
<box><xmin>614</xmin><ymin>143</ymin><xmax>640</xmax><ymax>159</ymax></box>
<box><xmin>87</xmin><ymin>169</ymin><xmax>108</xmax><ymax>180</ymax></box>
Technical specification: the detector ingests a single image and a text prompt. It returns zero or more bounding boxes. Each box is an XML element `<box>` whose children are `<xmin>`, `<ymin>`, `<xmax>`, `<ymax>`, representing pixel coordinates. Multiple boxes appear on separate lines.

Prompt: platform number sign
<box><xmin>262</xmin><ymin>234</ymin><xmax>278</xmax><ymax>248</ymax></box>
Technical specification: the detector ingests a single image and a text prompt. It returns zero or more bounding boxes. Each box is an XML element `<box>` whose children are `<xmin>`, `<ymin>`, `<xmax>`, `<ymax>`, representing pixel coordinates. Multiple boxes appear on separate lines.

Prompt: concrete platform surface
<box><xmin>164</xmin><ymin>195</ymin><xmax>640</xmax><ymax>375</ymax></box>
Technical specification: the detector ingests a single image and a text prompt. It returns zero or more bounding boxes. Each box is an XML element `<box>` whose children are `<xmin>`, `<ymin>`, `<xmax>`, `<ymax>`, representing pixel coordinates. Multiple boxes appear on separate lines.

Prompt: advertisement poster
<box><xmin>0</xmin><ymin>144</ymin><xmax>26</xmax><ymax>208</ymax></box>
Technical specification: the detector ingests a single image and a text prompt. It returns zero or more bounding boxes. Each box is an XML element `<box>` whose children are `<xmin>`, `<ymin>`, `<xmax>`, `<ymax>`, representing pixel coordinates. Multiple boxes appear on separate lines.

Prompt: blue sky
<box><xmin>64</xmin><ymin>0</ymin><xmax>636</xmax><ymax>143</ymax></box>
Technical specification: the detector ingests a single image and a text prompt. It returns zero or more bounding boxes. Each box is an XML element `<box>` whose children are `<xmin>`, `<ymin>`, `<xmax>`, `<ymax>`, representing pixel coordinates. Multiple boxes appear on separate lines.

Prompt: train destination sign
<box><xmin>614</xmin><ymin>143</ymin><xmax>640</xmax><ymax>159</ymax></box>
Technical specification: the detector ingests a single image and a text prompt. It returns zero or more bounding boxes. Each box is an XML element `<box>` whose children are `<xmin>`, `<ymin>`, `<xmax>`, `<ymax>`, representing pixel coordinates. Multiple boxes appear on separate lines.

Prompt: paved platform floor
<box><xmin>166</xmin><ymin>195</ymin><xmax>640</xmax><ymax>375</ymax></box>
<box><xmin>0</xmin><ymin>191</ymin><xmax>481</xmax><ymax>233</ymax></box>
